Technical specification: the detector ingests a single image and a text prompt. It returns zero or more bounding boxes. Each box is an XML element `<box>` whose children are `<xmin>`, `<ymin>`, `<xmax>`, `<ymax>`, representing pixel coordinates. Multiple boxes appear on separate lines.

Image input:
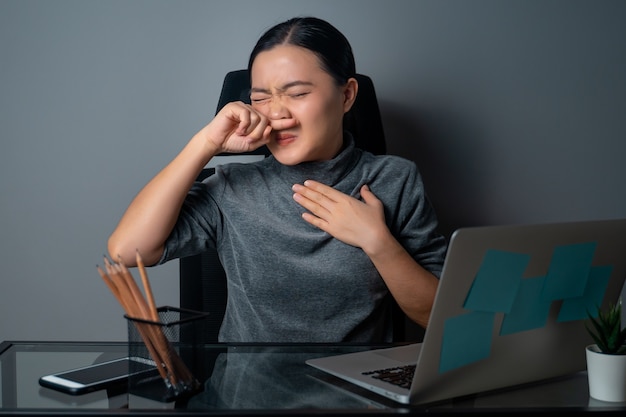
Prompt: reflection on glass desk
<box><xmin>1</xmin><ymin>341</ymin><xmax>626</xmax><ymax>415</ymax></box>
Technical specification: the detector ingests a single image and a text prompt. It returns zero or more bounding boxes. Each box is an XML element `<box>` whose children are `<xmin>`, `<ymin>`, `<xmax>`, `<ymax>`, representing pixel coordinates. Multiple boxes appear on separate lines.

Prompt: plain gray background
<box><xmin>1</xmin><ymin>0</ymin><xmax>625</xmax><ymax>342</ymax></box>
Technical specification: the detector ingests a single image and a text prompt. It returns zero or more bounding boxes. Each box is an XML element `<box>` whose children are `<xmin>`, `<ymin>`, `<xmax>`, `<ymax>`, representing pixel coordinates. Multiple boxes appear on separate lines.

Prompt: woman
<box><xmin>108</xmin><ymin>17</ymin><xmax>447</xmax><ymax>342</ymax></box>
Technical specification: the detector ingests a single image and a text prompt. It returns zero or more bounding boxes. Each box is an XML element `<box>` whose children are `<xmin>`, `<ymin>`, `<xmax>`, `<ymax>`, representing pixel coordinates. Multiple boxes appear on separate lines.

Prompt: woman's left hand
<box><xmin>293</xmin><ymin>179</ymin><xmax>439</xmax><ymax>328</ymax></box>
<box><xmin>292</xmin><ymin>180</ymin><xmax>389</xmax><ymax>252</ymax></box>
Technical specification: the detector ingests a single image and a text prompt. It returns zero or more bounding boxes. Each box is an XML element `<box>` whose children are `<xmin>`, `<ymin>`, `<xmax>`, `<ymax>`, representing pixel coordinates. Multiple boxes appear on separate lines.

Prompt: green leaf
<box><xmin>585</xmin><ymin>301</ymin><xmax>625</xmax><ymax>354</ymax></box>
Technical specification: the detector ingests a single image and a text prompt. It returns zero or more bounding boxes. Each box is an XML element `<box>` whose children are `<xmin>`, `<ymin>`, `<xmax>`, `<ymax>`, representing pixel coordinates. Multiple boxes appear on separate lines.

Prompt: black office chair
<box><xmin>179</xmin><ymin>70</ymin><xmax>409</xmax><ymax>342</ymax></box>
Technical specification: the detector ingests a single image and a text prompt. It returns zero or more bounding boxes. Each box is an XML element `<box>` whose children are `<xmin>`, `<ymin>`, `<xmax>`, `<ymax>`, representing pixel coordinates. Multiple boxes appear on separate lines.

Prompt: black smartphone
<box><xmin>39</xmin><ymin>357</ymin><xmax>155</xmax><ymax>395</ymax></box>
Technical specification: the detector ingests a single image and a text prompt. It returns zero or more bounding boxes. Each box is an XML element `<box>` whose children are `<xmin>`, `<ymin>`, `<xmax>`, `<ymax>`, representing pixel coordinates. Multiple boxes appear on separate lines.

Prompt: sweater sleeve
<box><xmin>158</xmin><ymin>174</ymin><xmax>225</xmax><ymax>264</ymax></box>
<box><xmin>375</xmin><ymin>157</ymin><xmax>447</xmax><ymax>277</ymax></box>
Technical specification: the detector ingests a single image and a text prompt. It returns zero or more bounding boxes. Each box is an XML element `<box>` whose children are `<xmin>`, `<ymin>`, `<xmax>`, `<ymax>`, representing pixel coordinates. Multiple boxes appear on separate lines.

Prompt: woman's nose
<box><xmin>268</xmin><ymin>96</ymin><xmax>291</xmax><ymax>119</ymax></box>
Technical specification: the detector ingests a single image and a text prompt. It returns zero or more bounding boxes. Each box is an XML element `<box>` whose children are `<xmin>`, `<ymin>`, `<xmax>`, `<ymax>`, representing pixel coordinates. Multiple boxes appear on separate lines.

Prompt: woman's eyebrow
<box><xmin>250</xmin><ymin>80</ymin><xmax>314</xmax><ymax>94</ymax></box>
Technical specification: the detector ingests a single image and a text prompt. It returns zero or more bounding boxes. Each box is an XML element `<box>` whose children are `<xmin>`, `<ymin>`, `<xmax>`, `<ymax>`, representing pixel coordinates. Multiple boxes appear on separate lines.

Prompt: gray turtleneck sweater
<box><xmin>160</xmin><ymin>136</ymin><xmax>447</xmax><ymax>343</ymax></box>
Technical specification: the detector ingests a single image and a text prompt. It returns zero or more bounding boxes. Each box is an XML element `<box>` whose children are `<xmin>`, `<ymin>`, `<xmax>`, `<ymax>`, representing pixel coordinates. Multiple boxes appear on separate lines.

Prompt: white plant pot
<box><xmin>586</xmin><ymin>344</ymin><xmax>626</xmax><ymax>402</ymax></box>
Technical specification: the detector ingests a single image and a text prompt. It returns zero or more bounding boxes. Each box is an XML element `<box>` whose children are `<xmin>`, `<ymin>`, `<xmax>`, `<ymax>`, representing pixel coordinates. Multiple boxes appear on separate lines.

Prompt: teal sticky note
<box><xmin>558</xmin><ymin>264</ymin><xmax>612</xmax><ymax>322</ymax></box>
<box><xmin>541</xmin><ymin>242</ymin><xmax>597</xmax><ymax>301</ymax></box>
<box><xmin>440</xmin><ymin>311</ymin><xmax>494</xmax><ymax>373</ymax></box>
<box><xmin>464</xmin><ymin>250</ymin><xmax>530</xmax><ymax>314</ymax></box>
<box><xmin>500</xmin><ymin>276</ymin><xmax>552</xmax><ymax>335</ymax></box>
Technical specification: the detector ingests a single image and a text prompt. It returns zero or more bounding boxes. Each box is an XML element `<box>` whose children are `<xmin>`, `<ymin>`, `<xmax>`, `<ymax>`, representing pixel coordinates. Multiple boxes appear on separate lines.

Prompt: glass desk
<box><xmin>2</xmin><ymin>341</ymin><xmax>626</xmax><ymax>416</ymax></box>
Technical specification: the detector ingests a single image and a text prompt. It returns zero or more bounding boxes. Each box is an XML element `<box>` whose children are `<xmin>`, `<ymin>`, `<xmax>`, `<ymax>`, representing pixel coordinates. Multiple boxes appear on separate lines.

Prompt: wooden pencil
<box><xmin>135</xmin><ymin>250</ymin><xmax>158</xmax><ymax>322</ymax></box>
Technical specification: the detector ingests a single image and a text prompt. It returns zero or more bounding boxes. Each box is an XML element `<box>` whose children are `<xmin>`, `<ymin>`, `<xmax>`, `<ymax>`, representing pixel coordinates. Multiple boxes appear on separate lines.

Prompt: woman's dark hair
<box><xmin>248</xmin><ymin>17</ymin><xmax>356</xmax><ymax>85</ymax></box>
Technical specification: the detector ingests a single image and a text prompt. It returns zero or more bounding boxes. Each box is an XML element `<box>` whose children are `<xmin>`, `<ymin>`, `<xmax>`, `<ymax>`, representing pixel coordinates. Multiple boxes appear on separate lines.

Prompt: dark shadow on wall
<box><xmin>379</xmin><ymin>99</ymin><xmax>493</xmax><ymax>240</ymax></box>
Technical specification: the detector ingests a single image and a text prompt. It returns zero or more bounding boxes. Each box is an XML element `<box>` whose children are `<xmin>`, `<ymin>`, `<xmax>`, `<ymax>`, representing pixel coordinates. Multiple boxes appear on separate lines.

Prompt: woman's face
<box><xmin>250</xmin><ymin>44</ymin><xmax>357</xmax><ymax>165</ymax></box>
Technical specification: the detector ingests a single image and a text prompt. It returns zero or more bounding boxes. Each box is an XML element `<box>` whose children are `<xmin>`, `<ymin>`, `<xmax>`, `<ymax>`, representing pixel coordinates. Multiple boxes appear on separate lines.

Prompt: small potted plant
<box><xmin>585</xmin><ymin>301</ymin><xmax>626</xmax><ymax>402</ymax></box>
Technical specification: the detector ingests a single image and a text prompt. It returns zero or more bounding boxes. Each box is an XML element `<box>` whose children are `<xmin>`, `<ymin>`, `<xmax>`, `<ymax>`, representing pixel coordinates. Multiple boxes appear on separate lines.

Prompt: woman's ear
<box><xmin>342</xmin><ymin>77</ymin><xmax>358</xmax><ymax>113</ymax></box>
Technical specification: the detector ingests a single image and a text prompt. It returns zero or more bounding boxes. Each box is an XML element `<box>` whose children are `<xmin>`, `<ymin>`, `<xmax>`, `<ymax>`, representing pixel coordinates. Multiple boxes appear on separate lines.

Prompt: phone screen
<box><xmin>57</xmin><ymin>358</ymin><xmax>138</xmax><ymax>384</ymax></box>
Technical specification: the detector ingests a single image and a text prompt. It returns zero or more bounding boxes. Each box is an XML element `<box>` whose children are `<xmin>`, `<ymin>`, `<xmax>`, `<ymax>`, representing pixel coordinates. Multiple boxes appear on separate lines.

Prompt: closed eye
<box><xmin>251</xmin><ymin>96</ymin><xmax>271</xmax><ymax>103</ymax></box>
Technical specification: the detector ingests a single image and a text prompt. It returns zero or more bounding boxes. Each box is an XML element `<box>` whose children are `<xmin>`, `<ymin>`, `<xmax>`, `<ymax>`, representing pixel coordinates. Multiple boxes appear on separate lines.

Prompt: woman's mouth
<box><xmin>275</xmin><ymin>132</ymin><xmax>296</xmax><ymax>146</ymax></box>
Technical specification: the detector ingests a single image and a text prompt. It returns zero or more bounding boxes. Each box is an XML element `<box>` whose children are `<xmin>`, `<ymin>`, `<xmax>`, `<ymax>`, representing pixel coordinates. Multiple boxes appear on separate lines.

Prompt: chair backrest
<box><xmin>179</xmin><ymin>70</ymin><xmax>407</xmax><ymax>342</ymax></box>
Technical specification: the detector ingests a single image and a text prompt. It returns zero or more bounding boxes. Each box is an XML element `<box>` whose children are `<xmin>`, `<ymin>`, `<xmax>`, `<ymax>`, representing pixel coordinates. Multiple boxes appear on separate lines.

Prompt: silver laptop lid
<box><xmin>410</xmin><ymin>218</ymin><xmax>626</xmax><ymax>404</ymax></box>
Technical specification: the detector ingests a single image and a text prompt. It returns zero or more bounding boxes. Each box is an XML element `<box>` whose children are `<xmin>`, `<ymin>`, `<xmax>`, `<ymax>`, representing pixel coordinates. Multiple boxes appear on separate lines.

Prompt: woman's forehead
<box><xmin>250</xmin><ymin>45</ymin><xmax>326</xmax><ymax>85</ymax></box>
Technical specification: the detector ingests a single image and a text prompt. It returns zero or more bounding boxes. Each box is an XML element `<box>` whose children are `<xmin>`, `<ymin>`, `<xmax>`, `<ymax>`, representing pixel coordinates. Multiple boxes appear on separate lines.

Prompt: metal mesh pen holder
<box><xmin>125</xmin><ymin>306</ymin><xmax>210</xmax><ymax>402</ymax></box>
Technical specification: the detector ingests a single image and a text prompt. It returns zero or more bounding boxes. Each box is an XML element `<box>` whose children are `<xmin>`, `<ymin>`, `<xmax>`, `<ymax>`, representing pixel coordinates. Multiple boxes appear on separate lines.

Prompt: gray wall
<box><xmin>1</xmin><ymin>0</ymin><xmax>625</xmax><ymax>341</ymax></box>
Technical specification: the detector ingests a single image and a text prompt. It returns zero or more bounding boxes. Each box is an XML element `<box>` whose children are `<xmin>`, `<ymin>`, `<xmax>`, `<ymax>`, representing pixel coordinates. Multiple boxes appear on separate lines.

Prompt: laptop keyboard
<box><xmin>362</xmin><ymin>364</ymin><xmax>416</xmax><ymax>389</ymax></box>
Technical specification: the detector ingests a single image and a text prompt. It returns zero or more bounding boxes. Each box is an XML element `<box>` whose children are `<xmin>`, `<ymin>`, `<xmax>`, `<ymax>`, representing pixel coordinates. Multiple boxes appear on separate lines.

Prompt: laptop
<box><xmin>306</xmin><ymin>219</ymin><xmax>626</xmax><ymax>405</ymax></box>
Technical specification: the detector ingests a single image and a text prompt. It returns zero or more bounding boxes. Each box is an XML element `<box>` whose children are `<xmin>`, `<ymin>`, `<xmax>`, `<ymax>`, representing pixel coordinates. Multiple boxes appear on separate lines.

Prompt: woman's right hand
<box><xmin>199</xmin><ymin>101</ymin><xmax>273</xmax><ymax>154</ymax></box>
